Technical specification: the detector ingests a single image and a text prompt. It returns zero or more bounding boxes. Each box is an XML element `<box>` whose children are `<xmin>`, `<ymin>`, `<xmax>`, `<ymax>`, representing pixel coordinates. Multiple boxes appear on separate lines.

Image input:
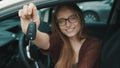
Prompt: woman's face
<box><xmin>56</xmin><ymin>7</ymin><xmax>81</xmax><ymax>38</ymax></box>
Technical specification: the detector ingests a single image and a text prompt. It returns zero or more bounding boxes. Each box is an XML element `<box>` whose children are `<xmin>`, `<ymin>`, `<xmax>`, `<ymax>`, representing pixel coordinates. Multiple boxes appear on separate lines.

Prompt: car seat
<box><xmin>101</xmin><ymin>29</ymin><xmax>120</xmax><ymax>68</ymax></box>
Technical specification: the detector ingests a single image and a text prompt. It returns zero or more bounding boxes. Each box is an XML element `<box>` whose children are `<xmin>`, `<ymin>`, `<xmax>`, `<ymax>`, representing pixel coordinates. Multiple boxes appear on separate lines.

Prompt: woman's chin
<box><xmin>65</xmin><ymin>33</ymin><xmax>76</xmax><ymax>38</ymax></box>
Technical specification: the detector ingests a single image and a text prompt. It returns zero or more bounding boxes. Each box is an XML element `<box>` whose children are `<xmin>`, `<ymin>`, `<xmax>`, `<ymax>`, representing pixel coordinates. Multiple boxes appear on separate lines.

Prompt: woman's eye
<box><xmin>70</xmin><ymin>16</ymin><xmax>77</xmax><ymax>20</ymax></box>
<box><xmin>58</xmin><ymin>19</ymin><xmax>65</xmax><ymax>23</ymax></box>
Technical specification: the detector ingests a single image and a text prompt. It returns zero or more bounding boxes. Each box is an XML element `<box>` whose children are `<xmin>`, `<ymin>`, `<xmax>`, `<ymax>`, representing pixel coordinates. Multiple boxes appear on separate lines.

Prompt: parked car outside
<box><xmin>77</xmin><ymin>0</ymin><xmax>113</xmax><ymax>23</ymax></box>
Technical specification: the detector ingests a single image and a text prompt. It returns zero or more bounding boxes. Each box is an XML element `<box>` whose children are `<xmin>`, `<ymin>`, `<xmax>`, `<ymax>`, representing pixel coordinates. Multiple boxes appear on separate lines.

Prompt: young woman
<box><xmin>18</xmin><ymin>3</ymin><xmax>101</xmax><ymax>68</ymax></box>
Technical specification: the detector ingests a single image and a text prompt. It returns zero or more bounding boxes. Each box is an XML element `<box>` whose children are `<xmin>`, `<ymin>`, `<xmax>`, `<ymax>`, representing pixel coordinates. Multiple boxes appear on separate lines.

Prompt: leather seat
<box><xmin>101</xmin><ymin>29</ymin><xmax>120</xmax><ymax>68</ymax></box>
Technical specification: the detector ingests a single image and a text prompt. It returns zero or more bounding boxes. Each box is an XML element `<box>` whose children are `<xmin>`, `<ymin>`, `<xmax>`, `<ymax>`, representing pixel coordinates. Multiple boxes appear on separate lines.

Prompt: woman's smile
<box><xmin>65</xmin><ymin>26</ymin><xmax>75</xmax><ymax>33</ymax></box>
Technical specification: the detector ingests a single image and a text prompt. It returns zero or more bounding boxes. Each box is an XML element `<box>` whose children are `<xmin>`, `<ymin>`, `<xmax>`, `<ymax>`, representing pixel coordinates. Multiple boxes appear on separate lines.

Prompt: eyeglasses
<box><xmin>57</xmin><ymin>14</ymin><xmax>79</xmax><ymax>26</ymax></box>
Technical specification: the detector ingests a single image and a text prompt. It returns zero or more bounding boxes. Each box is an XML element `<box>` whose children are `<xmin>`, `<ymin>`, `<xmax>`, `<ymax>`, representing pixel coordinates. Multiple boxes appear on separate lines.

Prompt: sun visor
<box><xmin>0</xmin><ymin>30</ymin><xmax>16</xmax><ymax>47</ymax></box>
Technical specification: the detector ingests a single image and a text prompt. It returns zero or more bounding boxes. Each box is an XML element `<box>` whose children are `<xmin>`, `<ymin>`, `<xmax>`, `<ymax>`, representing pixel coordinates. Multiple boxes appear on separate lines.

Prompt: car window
<box><xmin>40</xmin><ymin>0</ymin><xmax>114</xmax><ymax>25</ymax></box>
<box><xmin>0</xmin><ymin>0</ymin><xmax>115</xmax><ymax>48</ymax></box>
<box><xmin>77</xmin><ymin>0</ymin><xmax>113</xmax><ymax>24</ymax></box>
<box><xmin>39</xmin><ymin>8</ymin><xmax>50</xmax><ymax>23</ymax></box>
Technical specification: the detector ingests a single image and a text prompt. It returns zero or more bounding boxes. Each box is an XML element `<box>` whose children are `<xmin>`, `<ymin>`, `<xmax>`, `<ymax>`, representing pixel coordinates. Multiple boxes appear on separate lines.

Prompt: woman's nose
<box><xmin>65</xmin><ymin>20</ymin><xmax>71</xmax><ymax>27</ymax></box>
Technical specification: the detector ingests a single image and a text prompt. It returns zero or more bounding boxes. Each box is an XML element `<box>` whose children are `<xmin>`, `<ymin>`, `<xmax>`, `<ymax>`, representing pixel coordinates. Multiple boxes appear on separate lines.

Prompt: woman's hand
<box><xmin>18</xmin><ymin>3</ymin><xmax>40</xmax><ymax>34</ymax></box>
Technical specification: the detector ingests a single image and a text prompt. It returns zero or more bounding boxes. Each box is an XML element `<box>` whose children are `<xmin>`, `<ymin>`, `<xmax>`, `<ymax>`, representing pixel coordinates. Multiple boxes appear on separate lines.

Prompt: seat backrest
<box><xmin>101</xmin><ymin>29</ymin><xmax>120</xmax><ymax>68</ymax></box>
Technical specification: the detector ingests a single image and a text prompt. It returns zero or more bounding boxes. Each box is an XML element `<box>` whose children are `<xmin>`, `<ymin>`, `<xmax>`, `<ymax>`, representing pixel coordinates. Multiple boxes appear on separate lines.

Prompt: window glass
<box><xmin>0</xmin><ymin>0</ymin><xmax>115</xmax><ymax>43</ymax></box>
<box><xmin>77</xmin><ymin>0</ymin><xmax>114</xmax><ymax>24</ymax></box>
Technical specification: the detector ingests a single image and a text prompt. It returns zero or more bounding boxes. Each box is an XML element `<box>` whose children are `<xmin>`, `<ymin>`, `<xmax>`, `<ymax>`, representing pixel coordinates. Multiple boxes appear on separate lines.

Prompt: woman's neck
<box><xmin>69</xmin><ymin>36</ymin><xmax>80</xmax><ymax>46</ymax></box>
<box><xmin>69</xmin><ymin>36</ymin><xmax>85</xmax><ymax>64</ymax></box>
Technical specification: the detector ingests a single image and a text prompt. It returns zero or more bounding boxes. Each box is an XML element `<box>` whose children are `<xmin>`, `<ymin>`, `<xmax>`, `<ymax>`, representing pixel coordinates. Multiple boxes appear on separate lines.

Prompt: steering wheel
<box><xmin>19</xmin><ymin>33</ymin><xmax>49</xmax><ymax>68</ymax></box>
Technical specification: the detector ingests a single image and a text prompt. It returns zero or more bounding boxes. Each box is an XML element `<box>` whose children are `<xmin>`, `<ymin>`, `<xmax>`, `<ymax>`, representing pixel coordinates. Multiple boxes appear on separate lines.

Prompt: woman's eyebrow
<box><xmin>57</xmin><ymin>14</ymin><xmax>76</xmax><ymax>19</ymax></box>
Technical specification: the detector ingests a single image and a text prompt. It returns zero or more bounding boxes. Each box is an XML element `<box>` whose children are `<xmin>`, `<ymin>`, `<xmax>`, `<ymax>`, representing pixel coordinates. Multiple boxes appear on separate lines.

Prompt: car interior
<box><xmin>0</xmin><ymin>0</ymin><xmax>120</xmax><ymax>68</ymax></box>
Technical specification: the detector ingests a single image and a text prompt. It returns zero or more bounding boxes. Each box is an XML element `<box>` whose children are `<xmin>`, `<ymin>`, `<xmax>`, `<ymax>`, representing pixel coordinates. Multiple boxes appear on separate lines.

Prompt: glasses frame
<box><xmin>57</xmin><ymin>14</ymin><xmax>79</xmax><ymax>26</ymax></box>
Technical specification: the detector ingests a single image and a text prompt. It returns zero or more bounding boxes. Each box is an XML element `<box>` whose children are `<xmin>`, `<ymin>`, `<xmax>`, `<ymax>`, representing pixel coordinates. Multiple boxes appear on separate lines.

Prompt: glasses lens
<box><xmin>69</xmin><ymin>15</ymin><xmax>78</xmax><ymax>23</ymax></box>
<box><xmin>57</xmin><ymin>19</ymin><xmax>66</xmax><ymax>26</ymax></box>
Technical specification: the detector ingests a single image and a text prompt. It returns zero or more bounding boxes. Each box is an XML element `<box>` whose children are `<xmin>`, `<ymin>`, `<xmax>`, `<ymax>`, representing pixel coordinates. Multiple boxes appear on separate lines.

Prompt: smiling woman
<box><xmin>18</xmin><ymin>2</ymin><xmax>102</xmax><ymax>68</ymax></box>
<box><xmin>0</xmin><ymin>0</ymin><xmax>117</xmax><ymax>68</ymax></box>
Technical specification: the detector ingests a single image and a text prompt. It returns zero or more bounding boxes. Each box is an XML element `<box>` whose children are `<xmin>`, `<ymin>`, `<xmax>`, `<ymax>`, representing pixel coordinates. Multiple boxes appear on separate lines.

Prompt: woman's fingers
<box><xmin>18</xmin><ymin>4</ymin><xmax>32</xmax><ymax>19</ymax></box>
<box><xmin>20</xmin><ymin>3</ymin><xmax>39</xmax><ymax>21</ymax></box>
<box><xmin>18</xmin><ymin>9</ymin><xmax>22</xmax><ymax>17</ymax></box>
<box><xmin>28</xmin><ymin>3</ymin><xmax>34</xmax><ymax>15</ymax></box>
<box><xmin>23</xmin><ymin>5</ymin><xmax>28</xmax><ymax>16</ymax></box>
<box><xmin>18</xmin><ymin>3</ymin><xmax>40</xmax><ymax>29</ymax></box>
<box><xmin>28</xmin><ymin>3</ymin><xmax>40</xmax><ymax>27</ymax></box>
<box><xmin>18</xmin><ymin>9</ymin><xmax>25</xmax><ymax>19</ymax></box>
<box><xmin>29</xmin><ymin>3</ymin><xmax>39</xmax><ymax>20</ymax></box>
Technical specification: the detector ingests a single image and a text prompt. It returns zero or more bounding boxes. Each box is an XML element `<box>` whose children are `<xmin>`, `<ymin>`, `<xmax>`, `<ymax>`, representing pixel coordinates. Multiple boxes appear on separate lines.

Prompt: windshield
<box><xmin>0</xmin><ymin>0</ymin><xmax>24</xmax><ymax>9</ymax></box>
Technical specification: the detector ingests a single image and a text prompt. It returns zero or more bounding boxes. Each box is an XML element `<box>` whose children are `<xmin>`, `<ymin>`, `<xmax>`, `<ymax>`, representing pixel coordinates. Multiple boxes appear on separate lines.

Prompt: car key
<box><xmin>26</xmin><ymin>22</ymin><xmax>36</xmax><ymax>61</ymax></box>
<box><xmin>26</xmin><ymin>22</ymin><xmax>36</xmax><ymax>40</ymax></box>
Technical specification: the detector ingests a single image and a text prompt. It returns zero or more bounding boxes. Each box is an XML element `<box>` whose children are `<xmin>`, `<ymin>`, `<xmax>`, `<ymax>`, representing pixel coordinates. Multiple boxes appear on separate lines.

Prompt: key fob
<box><xmin>26</xmin><ymin>22</ymin><xmax>36</xmax><ymax>40</ymax></box>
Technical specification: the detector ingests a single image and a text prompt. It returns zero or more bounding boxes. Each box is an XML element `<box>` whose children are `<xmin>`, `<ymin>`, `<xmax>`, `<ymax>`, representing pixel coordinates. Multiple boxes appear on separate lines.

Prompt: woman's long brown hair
<box><xmin>51</xmin><ymin>3</ymin><xmax>87</xmax><ymax>68</ymax></box>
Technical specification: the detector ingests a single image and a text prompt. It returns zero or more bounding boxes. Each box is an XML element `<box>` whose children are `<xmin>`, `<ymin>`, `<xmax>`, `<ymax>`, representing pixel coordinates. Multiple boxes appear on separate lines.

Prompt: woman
<box><xmin>18</xmin><ymin>3</ymin><xmax>101</xmax><ymax>68</ymax></box>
